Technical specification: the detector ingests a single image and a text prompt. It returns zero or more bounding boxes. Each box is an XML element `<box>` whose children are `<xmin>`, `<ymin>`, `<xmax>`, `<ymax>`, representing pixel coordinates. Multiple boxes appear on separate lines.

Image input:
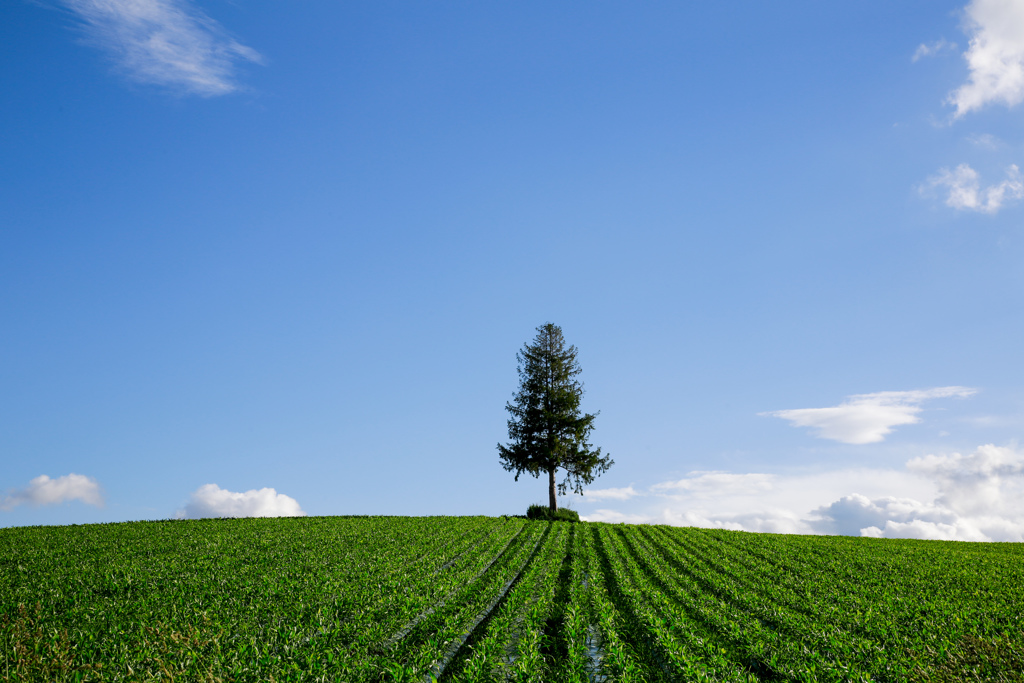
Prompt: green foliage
<box><xmin>3</xmin><ymin>516</ymin><xmax>1024</xmax><ymax>681</ymax></box>
<box><xmin>553</xmin><ymin>508</ymin><xmax>580</xmax><ymax>523</ymax></box>
<box><xmin>526</xmin><ymin>504</ymin><xmax>580</xmax><ymax>522</ymax></box>
<box><xmin>526</xmin><ymin>503</ymin><xmax>549</xmax><ymax>520</ymax></box>
<box><xmin>498</xmin><ymin>323</ymin><xmax>612</xmax><ymax>511</ymax></box>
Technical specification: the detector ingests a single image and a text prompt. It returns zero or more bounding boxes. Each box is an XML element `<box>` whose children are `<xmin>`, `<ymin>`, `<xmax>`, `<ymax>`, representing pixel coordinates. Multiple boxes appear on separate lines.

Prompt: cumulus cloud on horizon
<box><xmin>948</xmin><ymin>0</ymin><xmax>1024</xmax><ymax>118</ymax></box>
<box><xmin>579</xmin><ymin>444</ymin><xmax>1024</xmax><ymax>542</ymax></box>
<box><xmin>762</xmin><ymin>386</ymin><xmax>977</xmax><ymax>444</ymax></box>
<box><xmin>811</xmin><ymin>444</ymin><xmax>1024</xmax><ymax>540</ymax></box>
<box><xmin>178</xmin><ymin>483</ymin><xmax>306</xmax><ymax>519</ymax></box>
<box><xmin>61</xmin><ymin>0</ymin><xmax>262</xmax><ymax>96</ymax></box>
<box><xmin>580</xmin><ymin>468</ymin><xmax>930</xmax><ymax>534</ymax></box>
<box><xmin>1</xmin><ymin>473</ymin><xmax>104</xmax><ymax>511</ymax></box>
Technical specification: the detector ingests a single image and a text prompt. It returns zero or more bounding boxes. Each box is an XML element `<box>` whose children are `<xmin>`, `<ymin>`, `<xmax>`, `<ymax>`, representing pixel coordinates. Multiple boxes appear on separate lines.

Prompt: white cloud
<box><xmin>591</xmin><ymin>467</ymin><xmax>934</xmax><ymax>534</ymax></box>
<box><xmin>585</xmin><ymin>444</ymin><xmax>1024</xmax><ymax>542</ymax></box>
<box><xmin>913</xmin><ymin>38</ymin><xmax>957</xmax><ymax>62</ymax></box>
<box><xmin>178</xmin><ymin>484</ymin><xmax>306</xmax><ymax>519</ymax></box>
<box><xmin>809</xmin><ymin>493</ymin><xmax>960</xmax><ymax>536</ymax></box>
<box><xmin>581</xmin><ymin>485</ymin><xmax>639</xmax><ymax>501</ymax></box>
<box><xmin>61</xmin><ymin>0</ymin><xmax>262</xmax><ymax>96</ymax></box>
<box><xmin>908</xmin><ymin>443</ymin><xmax>1024</xmax><ymax>517</ymax></box>
<box><xmin>1</xmin><ymin>473</ymin><xmax>104</xmax><ymax>511</ymax></box>
<box><xmin>860</xmin><ymin>519</ymin><xmax>985</xmax><ymax>541</ymax></box>
<box><xmin>924</xmin><ymin>163</ymin><xmax>1024</xmax><ymax>213</ymax></box>
<box><xmin>810</xmin><ymin>445</ymin><xmax>1024</xmax><ymax>541</ymax></box>
<box><xmin>662</xmin><ymin>508</ymin><xmax>810</xmax><ymax>535</ymax></box>
<box><xmin>949</xmin><ymin>0</ymin><xmax>1024</xmax><ymax>117</ymax></box>
<box><xmin>762</xmin><ymin>387</ymin><xmax>977</xmax><ymax>444</ymax></box>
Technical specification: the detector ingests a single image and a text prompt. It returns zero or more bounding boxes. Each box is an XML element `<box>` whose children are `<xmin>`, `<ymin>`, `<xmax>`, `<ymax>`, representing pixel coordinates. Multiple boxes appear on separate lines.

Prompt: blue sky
<box><xmin>4</xmin><ymin>0</ymin><xmax>1024</xmax><ymax>540</ymax></box>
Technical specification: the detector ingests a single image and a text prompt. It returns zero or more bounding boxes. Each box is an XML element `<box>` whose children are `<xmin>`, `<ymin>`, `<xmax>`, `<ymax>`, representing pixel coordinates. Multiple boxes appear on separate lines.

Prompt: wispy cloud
<box><xmin>762</xmin><ymin>387</ymin><xmax>977</xmax><ymax>445</ymax></box>
<box><xmin>652</xmin><ymin>472</ymin><xmax>775</xmax><ymax>496</ymax></box>
<box><xmin>581</xmin><ymin>485</ymin><xmax>639</xmax><ymax>501</ymax></box>
<box><xmin>912</xmin><ymin>38</ymin><xmax>957</xmax><ymax>62</ymax></box>
<box><xmin>61</xmin><ymin>0</ymin><xmax>262</xmax><ymax>96</ymax></box>
<box><xmin>949</xmin><ymin>0</ymin><xmax>1024</xmax><ymax>117</ymax></box>
<box><xmin>177</xmin><ymin>484</ymin><xmax>306</xmax><ymax>519</ymax></box>
<box><xmin>923</xmin><ymin>163</ymin><xmax>1024</xmax><ymax>213</ymax></box>
<box><xmin>1</xmin><ymin>473</ymin><xmax>104</xmax><ymax>511</ymax></box>
<box><xmin>966</xmin><ymin>132</ymin><xmax>1002</xmax><ymax>149</ymax></box>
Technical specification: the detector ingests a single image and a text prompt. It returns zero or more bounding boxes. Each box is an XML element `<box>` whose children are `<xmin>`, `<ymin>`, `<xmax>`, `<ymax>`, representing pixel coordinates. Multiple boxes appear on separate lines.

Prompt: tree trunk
<box><xmin>548</xmin><ymin>467</ymin><xmax>557</xmax><ymax>512</ymax></box>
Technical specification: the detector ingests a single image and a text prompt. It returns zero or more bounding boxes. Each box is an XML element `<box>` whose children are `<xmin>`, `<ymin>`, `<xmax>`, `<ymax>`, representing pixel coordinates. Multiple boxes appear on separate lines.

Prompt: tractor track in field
<box><xmin>488</xmin><ymin>524</ymin><xmax>570</xmax><ymax>680</ymax></box>
<box><xmin>432</xmin><ymin>520</ymin><xmax>507</xmax><ymax>576</ymax></box>
<box><xmin>426</xmin><ymin>523</ymin><xmax>551</xmax><ymax>682</ymax></box>
<box><xmin>381</xmin><ymin>523</ymin><xmax>529</xmax><ymax>651</ymax></box>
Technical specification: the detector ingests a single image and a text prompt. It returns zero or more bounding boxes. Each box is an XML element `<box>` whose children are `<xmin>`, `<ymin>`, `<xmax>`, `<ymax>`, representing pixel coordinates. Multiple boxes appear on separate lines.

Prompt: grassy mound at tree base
<box><xmin>526</xmin><ymin>504</ymin><xmax>580</xmax><ymax>522</ymax></box>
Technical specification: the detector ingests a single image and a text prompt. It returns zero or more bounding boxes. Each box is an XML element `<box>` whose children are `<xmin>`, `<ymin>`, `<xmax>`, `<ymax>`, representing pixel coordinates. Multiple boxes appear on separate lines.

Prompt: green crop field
<box><xmin>2</xmin><ymin>517</ymin><xmax>1023</xmax><ymax>682</ymax></box>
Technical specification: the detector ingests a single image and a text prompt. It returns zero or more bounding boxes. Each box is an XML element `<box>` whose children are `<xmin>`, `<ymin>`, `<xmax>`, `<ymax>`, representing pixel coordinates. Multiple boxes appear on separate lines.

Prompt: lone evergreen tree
<box><xmin>498</xmin><ymin>323</ymin><xmax>613</xmax><ymax>512</ymax></box>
